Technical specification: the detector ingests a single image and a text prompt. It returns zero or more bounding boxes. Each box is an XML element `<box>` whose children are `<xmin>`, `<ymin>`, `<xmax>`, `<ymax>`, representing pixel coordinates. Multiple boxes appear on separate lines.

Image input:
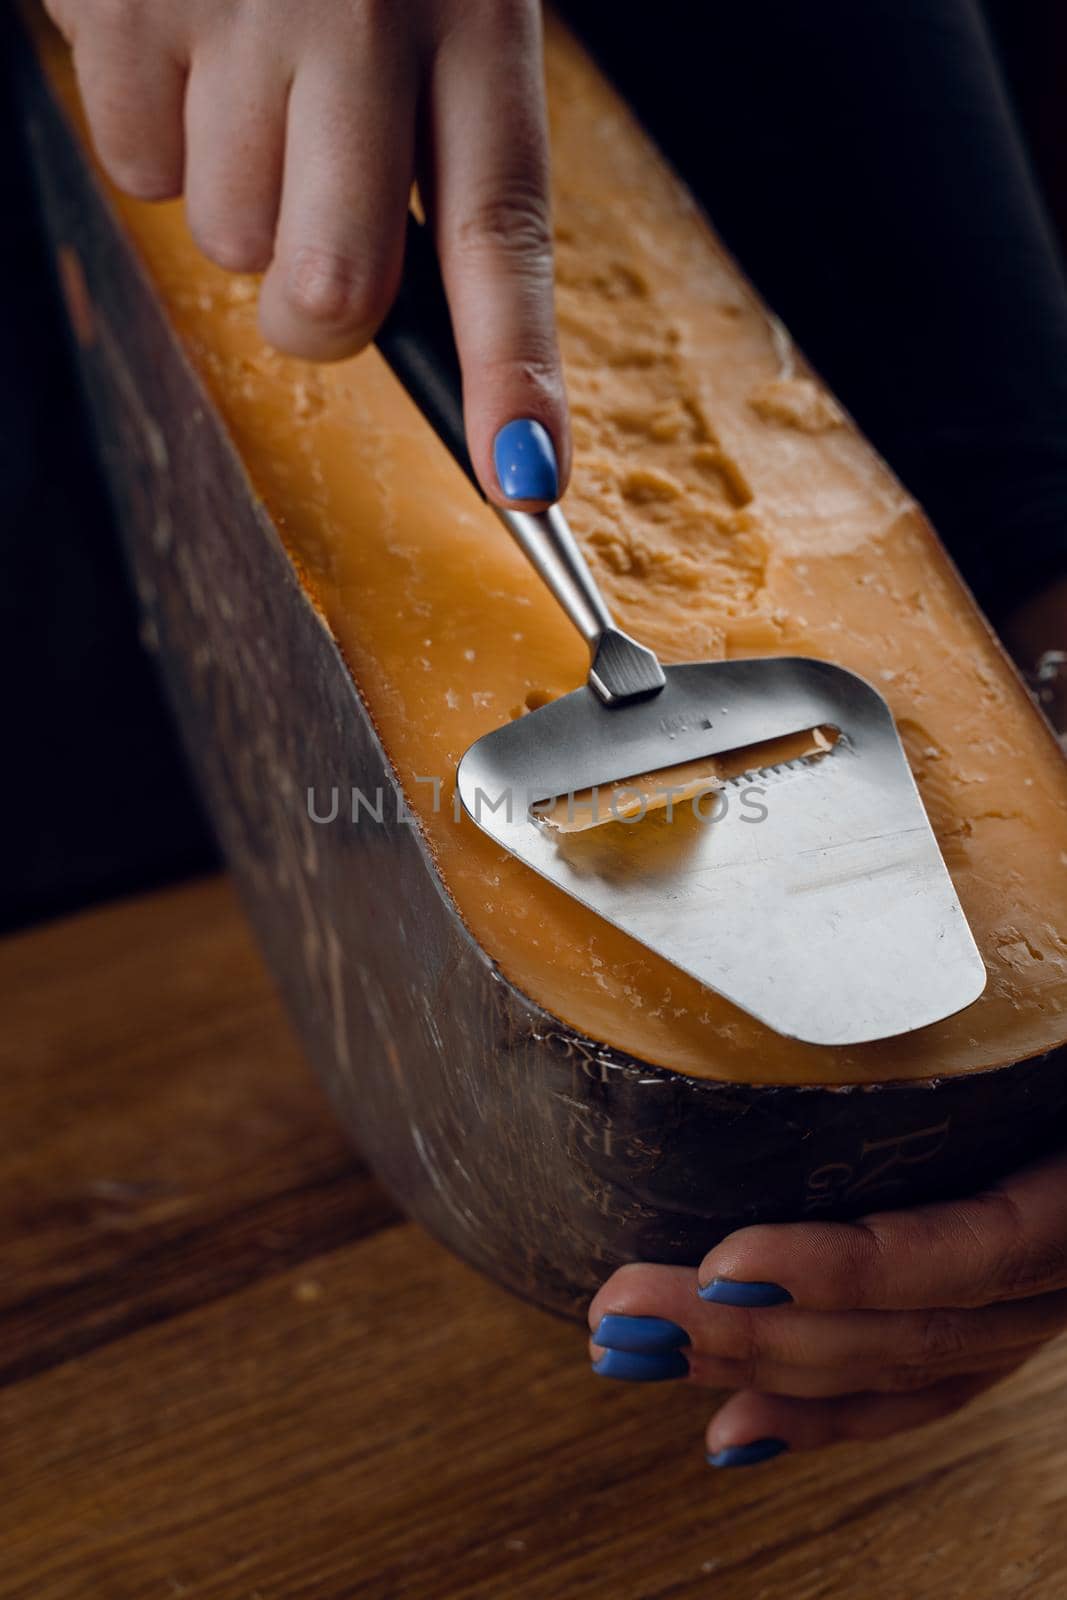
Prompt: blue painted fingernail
<box><xmin>592</xmin><ymin>1347</ymin><xmax>689</xmax><ymax>1383</ymax></box>
<box><xmin>593</xmin><ymin>1314</ymin><xmax>689</xmax><ymax>1354</ymax></box>
<box><xmin>707</xmin><ymin>1438</ymin><xmax>789</xmax><ymax>1469</ymax></box>
<box><xmin>493</xmin><ymin>418</ymin><xmax>559</xmax><ymax>502</ymax></box>
<box><xmin>698</xmin><ymin>1278</ymin><xmax>792</xmax><ymax>1307</ymax></box>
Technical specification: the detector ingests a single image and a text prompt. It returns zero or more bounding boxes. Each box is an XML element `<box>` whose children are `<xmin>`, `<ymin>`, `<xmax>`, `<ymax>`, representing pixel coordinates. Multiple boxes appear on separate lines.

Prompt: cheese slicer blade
<box><xmin>456</xmin><ymin>627</ymin><xmax>986</xmax><ymax>1045</ymax></box>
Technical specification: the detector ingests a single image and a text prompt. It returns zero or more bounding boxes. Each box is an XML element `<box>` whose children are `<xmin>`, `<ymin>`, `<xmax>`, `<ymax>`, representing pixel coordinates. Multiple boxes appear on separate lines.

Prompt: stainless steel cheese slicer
<box><xmin>374</xmin><ymin>217</ymin><xmax>987</xmax><ymax>1046</ymax></box>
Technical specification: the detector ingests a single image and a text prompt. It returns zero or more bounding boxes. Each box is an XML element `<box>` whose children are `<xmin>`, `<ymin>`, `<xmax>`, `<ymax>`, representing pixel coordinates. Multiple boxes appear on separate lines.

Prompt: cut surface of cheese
<box><xmin>35</xmin><ymin>13</ymin><xmax>1067</xmax><ymax>1085</ymax></box>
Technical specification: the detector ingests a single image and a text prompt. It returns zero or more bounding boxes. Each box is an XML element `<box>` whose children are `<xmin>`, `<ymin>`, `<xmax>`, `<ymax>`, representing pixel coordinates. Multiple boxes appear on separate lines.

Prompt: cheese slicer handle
<box><xmin>374</xmin><ymin>213</ymin><xmax>665</xmax><ymax>706</ymax></box>
<box><xmin>374</xmin><ymin>213</ymin><xmax>479</xmax><ymax>493</ymax></box>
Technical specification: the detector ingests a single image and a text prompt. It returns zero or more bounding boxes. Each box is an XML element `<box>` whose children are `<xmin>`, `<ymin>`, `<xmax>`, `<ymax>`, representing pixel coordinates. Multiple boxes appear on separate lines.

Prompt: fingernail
<box><xmin>707</xmin><ymin>1438</ymin><xmax>789</xmax><ymax>1469</ymax></box>
<box><xmin>593</xmin><ymin>1314</ymin><xmax>690</xmax><ymax>1354</ymax></box>
<box><xmin>493</xmin><ymin>418</ymin><xmax>559</xmax><ymax>502</ymax></box>
<box><xmin>698</xmin><ymin>1278</ymin><xmax>792</xmax><ymax>1307</ymax></box>
<box><xmin>592</xmin><ymin>1347</ymin><xmax>689</xmax><ymax>1383</ymax></box>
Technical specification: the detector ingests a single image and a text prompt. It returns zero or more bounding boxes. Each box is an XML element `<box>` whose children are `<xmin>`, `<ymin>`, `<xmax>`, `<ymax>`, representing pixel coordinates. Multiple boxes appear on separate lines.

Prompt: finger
<box><xmin>705</xmin><ymin>1367</ymin><xmax>1015</xmax><ymax>1463</ymax></box>
<box><xmin>589</xmin><ymin>1262</ymin><xmax>1067</xmax><ymax>1383</ymax></box>
<box><xmin>692</xmin><ymin>1342</ymin><xmax>1047</xmax><ymax>1399</ymax></box>
<box><xmin>258</xmin><ymin>33</ymin><xmax>418</xmax><ymax>360</ymax></box>
<box><xmin>71</xmin><ymin>19</ymin><xmax>187</xmax><ymax>199</ymax></box>
<box><xmin>183</xmin><ymin>30</ymin><xmax>288</xmax><ymax>273</ymax></box>
<box><xmin>698</xmin><ymin>1146</ymin><xmax>1067</xmax><ymax>1311</ymax></box>
<box><xmin>425</xmin><ymin>0</ymin><xmax>569</xmax><ymax>507</ymax></box>
<box><xmin>588</xmin><ymin>1324</ymin><xmax>1048</xmax><ymax>1398</ymax></box>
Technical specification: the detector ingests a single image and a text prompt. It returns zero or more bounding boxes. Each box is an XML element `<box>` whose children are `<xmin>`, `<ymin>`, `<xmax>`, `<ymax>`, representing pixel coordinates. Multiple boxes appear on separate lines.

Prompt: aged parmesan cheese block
<box><xmin>19</xmin><ymin>6</ymin><xmax>1067</xmax><ymax>1315</ymax></box>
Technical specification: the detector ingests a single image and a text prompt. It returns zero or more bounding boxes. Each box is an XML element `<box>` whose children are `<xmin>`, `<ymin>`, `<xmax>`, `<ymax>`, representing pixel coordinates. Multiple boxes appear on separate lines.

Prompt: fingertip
<box><xmin>698</xmin><ymin>1226</ymin><xmax>781</xmax><ymax>1292</ymax></box>
<box><xmin>706</xmin><ymin>1438</ymin><xmax>790</xmax><ymax>1470</ymax></box>
<box><xmin>100</xmin><ymin>157</ymin><xmax>184</xmax><ymax>204</ymax></box>
<box><xmin>706</xmin><ymin>1392</ymin><xmax>809</xmax><ymax>1460</ymax></box>
<box><xmin>452</xmin><ymin>337</ymin><xmax>570</xmax><ymax>507</ymax></box>
<box><xmin>190</xmin><ymin>224</ymin><xmax>274</xmax><ymax>276</ymax></box>
<box><xmin>585</xmin><ymin>1261</ymin><xmax>685</xmax><ymax>1333</ymax></box>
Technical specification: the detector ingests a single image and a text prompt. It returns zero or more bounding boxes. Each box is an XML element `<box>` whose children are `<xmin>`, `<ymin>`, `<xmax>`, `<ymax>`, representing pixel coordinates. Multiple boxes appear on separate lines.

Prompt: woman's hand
<box><xmin>588</xmin><ymin>1145</ymin><xmax>1067</xmax><ymax>1467</ymax></box>
<box><xmin>46</xmin><ymin>0</ymin><xmax>568</xmax><ymax>508</ymax></box>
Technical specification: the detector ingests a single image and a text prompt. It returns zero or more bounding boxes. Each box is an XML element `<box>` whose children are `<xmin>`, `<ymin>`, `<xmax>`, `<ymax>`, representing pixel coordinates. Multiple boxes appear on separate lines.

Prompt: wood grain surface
<box><xmin>3</xmin><ymin>877</ymin><xmax>1067</xmax><ymax>1600</ymax></box>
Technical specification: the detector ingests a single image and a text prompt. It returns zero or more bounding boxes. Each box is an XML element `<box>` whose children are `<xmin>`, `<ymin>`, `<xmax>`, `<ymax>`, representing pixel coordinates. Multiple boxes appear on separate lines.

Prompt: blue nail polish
<box><xmin>698</xmin><ymin>1278</ymin><xmax>792</xmax><ymax>1308</ymax></box>
<box><xmin>493</xmin><ymin>418</ymin><xmax>559</xmax><ymax>502</ymax></box>
<box><xmin>707</xmin><ymin>1438</ymin><xmax>789</xmax><ymax>1469</ymax></box>
<box><xmin>593</xmin><ymin>1314</ymin><xmax>689</xmax><ymax>1354</ymax></box>
<box><xmin>592</xmin><ymin>1347</ymin><xmax>689</xmax><ymax>1383</ymax></box>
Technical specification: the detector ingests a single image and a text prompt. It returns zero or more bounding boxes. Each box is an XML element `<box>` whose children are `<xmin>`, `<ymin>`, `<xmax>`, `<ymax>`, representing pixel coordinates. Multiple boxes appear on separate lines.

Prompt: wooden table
<box><xmin>3</xmin><ymin>877</ymin><xmax>1067</xmax><ymax>1599</ymax></box>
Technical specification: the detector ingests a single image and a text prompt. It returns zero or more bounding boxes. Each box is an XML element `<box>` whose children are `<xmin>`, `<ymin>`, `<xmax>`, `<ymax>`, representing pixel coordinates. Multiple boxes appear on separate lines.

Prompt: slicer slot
<box><xmin>531</xmin><ymin>725</ymin><xmax>840</xmax><ymax>834</ymax></box>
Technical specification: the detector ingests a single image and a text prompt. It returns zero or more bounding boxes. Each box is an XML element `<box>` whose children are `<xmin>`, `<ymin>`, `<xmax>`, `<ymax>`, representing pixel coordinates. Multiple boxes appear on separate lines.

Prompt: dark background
<box><xmin>2</xmin><ymin>1</ymin><xmax>1064</xmax><ymax>935</ymax></box>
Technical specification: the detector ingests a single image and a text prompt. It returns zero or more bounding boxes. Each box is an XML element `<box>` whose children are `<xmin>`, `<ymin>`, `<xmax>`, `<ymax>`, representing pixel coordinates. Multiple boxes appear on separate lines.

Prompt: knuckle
<box><xmin>483</xmin><ymin>352</ymin><xmax>560</xmax><ymax>385</ymax></box>
<box><xmin>454</xmin><ymin>186</ymin><xmax>553</xmax><ymax>263</ymax></box>
<box><xmin>283</xmin><ymin>247</ymin><xmax>391</xmax><ymax>332</ymax></box>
